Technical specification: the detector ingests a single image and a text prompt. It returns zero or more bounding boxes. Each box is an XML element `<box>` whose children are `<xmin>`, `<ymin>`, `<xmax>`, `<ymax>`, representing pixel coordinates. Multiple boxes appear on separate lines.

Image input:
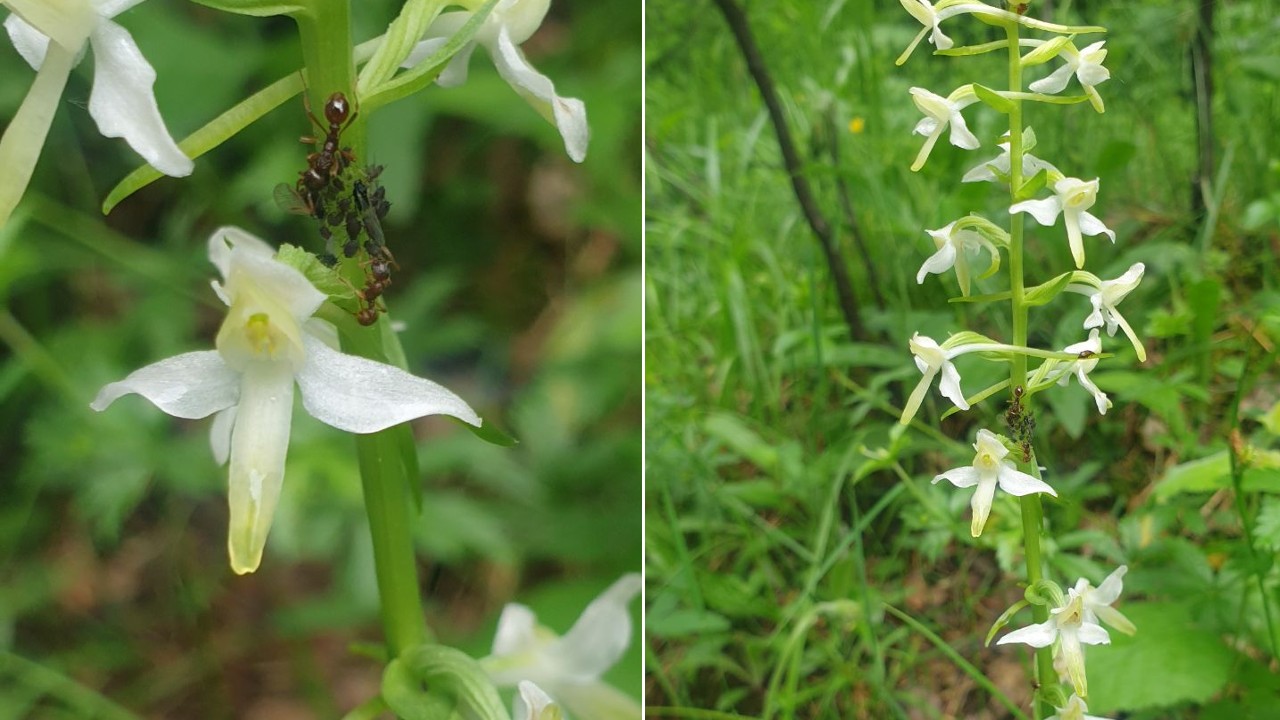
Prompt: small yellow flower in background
<box><xmin>847</xmin><ymin>117</ymin><xmax>865</xmax><ymax>134</ymax></box>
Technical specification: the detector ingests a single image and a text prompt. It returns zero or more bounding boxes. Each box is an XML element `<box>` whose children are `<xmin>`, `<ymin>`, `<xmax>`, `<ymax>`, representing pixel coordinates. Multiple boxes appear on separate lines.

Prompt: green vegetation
<box><xmin>646</xmin><ymin>1</ymin><xmax>1280</xmax><ymax>718</ymax></box>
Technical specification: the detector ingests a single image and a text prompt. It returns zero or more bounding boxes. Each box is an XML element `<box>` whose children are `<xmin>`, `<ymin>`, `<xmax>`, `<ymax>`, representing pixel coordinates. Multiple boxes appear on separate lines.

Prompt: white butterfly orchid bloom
<box><xmin>1067</xmin><ymin>263</ymin><xmax>1146</xmax><ymax>362</ymax></box>
<box><xmin>0</xmin><ymin>0</ymin><xmax>193</xmax><ymax>228</ymax></box>
<box><xmin>1011</xmin><ymin>177</ymin><xmax>1115</xmax><ymax>269</ymax></box>
<box><xmin>1048</xmin><ymin>693</ymin><xmax>1113</xmax><ymax>720</ymax></box>
<box><xmin>484</xmin><ymin>574</ymin><xmax>641</xmax><ymax>720</ymax></box>
<box><xmin>998</xmin><ymin>588</ymin><xmax>1111</xmax><ymax>697</ymax></box>
<box><xmin>933</xmin><ymin>429</ymin><xmax>1057</xmax><ymax>536</ymax></box>
<box><xmin>962</xmin><ymin>140</ymin><xmax>1059</xmax><ymax>184</ymax></box>
<box><xmin>401</xmin><ymin>0</ymin><xmax>587</xmax><ymax>162</ymax></box>
<box><xmin>1055</xmin><ymin>330</ymin><xmax>1110</xmax><ymax>415</ymax></box>
<box><xmin>1030</xmin><ymin>40</ymin><xmax>1110</xmax><ymax>113</ymax></box>
<box><xmin>1074</xmin><ymin>565</ymin><xmax>1136</xmax><ymax>636</ymax></box>
<box><xmin>91</xmin><ymin>227</ymin><xmax>481</xmax><ymax>575</ymax></box>
<box><xmin>915</xmin><ymin>220</ymin><xmax>999</xmax><ymax>296</ymax></box>
<box><xmin>909</xmin><ymin>85</ymin><xmax>979</xmax><ymax>171</ymax></box>
<box><xmin>896</xmin><ymin>0</ymin><xmax>997</xmax><ymax>65</ymax></box>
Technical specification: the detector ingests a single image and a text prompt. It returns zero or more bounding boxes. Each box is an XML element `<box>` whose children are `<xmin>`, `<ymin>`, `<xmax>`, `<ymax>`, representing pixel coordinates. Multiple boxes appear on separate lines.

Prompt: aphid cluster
<box><xmin>1005</xmin><ymin>385</ymin><xmax>1037</xmax><ymax>463</ymax></box>
<box><xmin>276</xmin><ymin>91</ymin><xmax>397</xmax><ymax>326</ymax></box>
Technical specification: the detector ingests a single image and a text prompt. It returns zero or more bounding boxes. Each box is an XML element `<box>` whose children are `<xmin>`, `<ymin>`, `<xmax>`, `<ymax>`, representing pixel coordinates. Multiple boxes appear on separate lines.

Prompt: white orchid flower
<box><xmin>483</xmin><ymin>574</ymin><xmax>641</xmax><ymax>720</ymax></box>
<box><xmin>1067</xmin><ymin>263</ymin><xmax>1146</xmax><ymax>362</ymax></box>
<box><xmin>962</xmin><ymin>140</ymin><xmax>1059</xmax><ymax>184</ymax></box>
<box><xmin>0</xmin><ymin>0</ymin><xmax>193</xmax><ymax>228</ymax></box>
<box><xmin>1055</xmin><ymin>330</ymin><xmax>1110</xmax><ymax>415</ymax></box>
<box><xmin>915</xmin><ymin>220</ymin><xmax>999</xmax><ymax>297</ymax></box>
<box><xmin>1048</xmin><ymin>694</ymin><xmax>1113</xmax><ymax>720</ymax></box>
<box><xmin>909</xmin><ymin>85</ymin><xmax>979</xmax><ymax>172</ymax></box>
<box><xmin>90</xmin><ymin>227</ymin><xmax>481</xmax><ymax>575</ymax></box>
<box><xmin>896</xmin><ymin>0</ymin><xmax>997</xmax><ymax>65</ymax></box>
<box><xmin>514</xmin><ymin>681</ymin><xmax>563</xmax><ymax>720</ymax></box>
<box><xmin>933</xmin><ymin>429</ymin><xmax>1057</xmax><ymax>536</ymax></box>
<box><xmin>1030</xmin><ymin>40</ymin><xmax>1110</xmax><ymax>113</ymax></box>
<box><xmin>1011</xmin><ymin>177</ymin><xmax>1115</xmax><ymax>269</ymax></box>
<box><xmin>401</xmin><ymin>0</ymin><xmax>587</xmax><ymax>162</ymax></box>
<box><xmin>998</xmin><ymin>588</ymin><xmax>1110</xmax><ymax>697</ymax></box>
<box><xmin>1074</xmin><ymin>565</ymin><xmax>1136</xmax><ymax>636</ymax></box>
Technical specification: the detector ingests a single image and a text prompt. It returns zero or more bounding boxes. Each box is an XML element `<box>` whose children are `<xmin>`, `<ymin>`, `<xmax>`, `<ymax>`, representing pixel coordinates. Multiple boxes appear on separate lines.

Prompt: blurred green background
<box><xmin>0</xmin><ymin>0</ymin><xmax>640</xmax><ymax>717</ymax></box>
<box><xmin>646</xmin><ymin>1</ymin><xmax>1280</xmax><ymax>718</ymax></box>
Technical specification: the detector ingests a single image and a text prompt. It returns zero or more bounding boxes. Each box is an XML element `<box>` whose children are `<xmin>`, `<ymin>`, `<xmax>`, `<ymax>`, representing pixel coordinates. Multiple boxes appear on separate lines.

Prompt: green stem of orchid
<box><xmin>297</xmin><ymin>0</ymin><xmax>427</xmax><ymax>661</ymax></box>
<box><xmin>1005</xmin><ymin>18</ymin><xmax>1054</xmax><ymax>719</ymax></box>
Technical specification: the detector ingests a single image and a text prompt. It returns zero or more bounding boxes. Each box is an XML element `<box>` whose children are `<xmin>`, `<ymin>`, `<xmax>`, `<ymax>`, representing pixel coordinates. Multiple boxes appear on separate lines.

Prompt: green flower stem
<box><xmin>294</xmin><ymin>0</ymin><xmax>363</xmax><ymax>158</ymax></box>
<box><xmin>1005</xmin><ymin>18</ymin><xmax>1054</xmax><ymax>718</ymax></box>
<box><xmin>297</xmin><ymin>0</ymin><xmax>425</xmax><ymax>661</ymax></box>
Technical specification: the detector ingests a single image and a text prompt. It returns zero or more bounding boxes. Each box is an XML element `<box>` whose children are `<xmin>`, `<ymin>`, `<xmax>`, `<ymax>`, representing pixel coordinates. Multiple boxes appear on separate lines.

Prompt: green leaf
<box><xmin>1023</xmin><ymin>271</ymin><xmax>1073</xmax><ymax>306</ymax></box>
<box><xmin>104</xmin><ymin>72</ymin><xmax>305</xmax><ymax>213</ymax></box>
<box><xmin>277</xmin><ymin>244</ymin><xmax>358</xmax><ymax>307</ymax></box>
<box><xmin>647</xmin><ymin>607</ymin><xmax>731</xmax><ymax>638</ymax></box>
<box><xmin>972</xmin><ymin>84</ymin><xmax>1015</xmax><ymax>114</ymax></box>
<box><xmin>1153</xmin><ymin>451</ymin><xmax>1229</xmax><ymax>500</ymax></box>
<box><xmin>357</xmin><ymin>0</ymin><xmax>449</xmax><ymax>94</ymax></box>
<box><xmin>704</xmin><ymin>411</ymin><xmax>777</xmax><ymax>473</ymax></box>
<box><xmin>189</xmin><ymin>0</ymin><xmax>306</xmax><ymax>18</ymax></box>
<box><xmin>361</xmin><ymin>0</ymin><xmax>501</xmax><ymax>112</ymax></box>
<box><xmin>950</xmin><ymin>290</ymin><xmax>1013</xmax><ymax>304</ymax></box>
<box><xmin>1013</xmin><ymin>167</ymin><xmax>1049</xmax><ymax>203</ymax></box>
<box><xmin>1087</xmin><ymin>602</ymin><xmax>1235</xmax><ymax>713</ymax></box>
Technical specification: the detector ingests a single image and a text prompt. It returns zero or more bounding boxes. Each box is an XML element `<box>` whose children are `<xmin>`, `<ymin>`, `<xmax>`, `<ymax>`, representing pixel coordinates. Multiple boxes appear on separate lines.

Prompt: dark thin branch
<box><xmin>709</xmin><ymin>0</ymin><xmax>866</xmax><ymax>343</ymax></box>
<box><xmin>1189</xmin><ymin>0</ymin><xmax>1215</xmax><ymax>219</ymax></box>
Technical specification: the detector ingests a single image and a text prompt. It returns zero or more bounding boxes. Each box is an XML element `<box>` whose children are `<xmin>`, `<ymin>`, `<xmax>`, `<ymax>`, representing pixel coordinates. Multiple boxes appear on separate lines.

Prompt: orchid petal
<box><xmin>1093</xmin><ymin>566</ymin><xmax>1126</xmax><ymax>604</ymax></box>
<box><xmin>1011</xmin><ymin>196</ymin><xmax>1063</xmax><ymax>226</ymax></box>
<box><xmin>1063</xmin><ymin>210</ymin><xmax>1085</xmax><ymax>268</ymax></box>
<box><xmin>997</xmin><ymin>620</ymin><xmax>1057</xmax><ymax>647</ymax></box>
<box><xmin>916</xmin><ymin>242</ymin><xmax>957</xmax><ymax>284</ymax></box>
<box><xmin>1029</xmin><ymin>63</ymin><xmax>1074</xmax><ymax>94</ymax></box>
<box><xmin>1077</xmin><ymin>621</ymin><xmax>1111</xmax><ymax>645</ymax></box>
<box><xmin>1093</xmin><ymin>605</ymin><xmax>1136</xmax><ymax>636</ymax></box>
<box><xmin>934</xmin><ymin>466</ymin><xmax>979</xmax><ymax>489</ymax></box>
<box><xmin>86</xmin><ymin>19</ymin><xmax>193</xmax><ymax>176</ymax></box>
<box><xmin>996</xmin><ymin>466</ymin><xmax>1057</xmax><ymax>497</ymax></box>
<box><xmin>969</xmin><ymin>477</ymin><xmax>997</xmax><ymax>536</ymax></box>
<box><xmin>947</xmin><ymin>111</ymin><xmax>979</xmax><ymax>150</ymax></box>
<box><xmin>4</xmin><ymin>0</ymin><xmax>95</xmax><ymax>53</ymax></box>
<box><xmin>91</xmin><ymin>350</ymin><xmax>240</xmax><ymax>419</ymax></box>
<box><xmin>226</xmin><ymin>361</ymin><xmax>294</xmax><ymax>575</ymax></box>
<box><xmin>1077</xmin><ymin>210</ymin><xmax>1115</xmax><ymax>241</ymax></box>
<box><xmin>489</xmin><ymin>26</ymin><xmax>588</xmax><ymax>162</ymax></box>
<box><xmin>4</xmin><ymin>11</ymin><xmax>50</xmax><ymax>68</ymax></box>
<box><xmin>559</xmin><ymin>681</ymin><xmax>641</xmax><ymax>720</ymax></box>
<box><xmin>937</xmin><ymin>360</ymin><xmax>968</xmax><ymax>410</ymax></box>
<box><xmin>513</xmin><ymin>681</ymin><xmax>557</xmax><ymax>720</ymax></box>
<box><xmin>552</xmin><ymin>573</ymin><xmax>641</xmax><ymax>682</ymax></box>
<box><xmin>210</xmin><ymin>405</ymin><xmax>236</xmax><ymax>466</ymax></box>
<box><xmin>295</xmin><ymin>335</ymin><xmax>481</xmax><ymax>434</ymax></box>
<box><xmin>492</xmin><ymin>602</ymin><xmax>538</xmax><ymax>657</ymax></box>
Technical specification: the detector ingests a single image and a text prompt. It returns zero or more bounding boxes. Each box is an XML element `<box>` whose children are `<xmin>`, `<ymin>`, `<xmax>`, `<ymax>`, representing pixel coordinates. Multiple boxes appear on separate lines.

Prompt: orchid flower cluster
<box><xmin>897</xmin><ymin>1</ymin><xmax>1140</xmax><ymax>714</ymax></box>
<box><xmin>1</xmin><ymin>0</ymin><xmax>630</xmax><ymax>717</ymax></box>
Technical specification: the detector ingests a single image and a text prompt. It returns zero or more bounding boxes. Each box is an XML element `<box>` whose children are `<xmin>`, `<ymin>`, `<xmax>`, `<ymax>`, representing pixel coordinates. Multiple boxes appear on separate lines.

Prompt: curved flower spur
<box><xmin>91</xmin><ymin>227</ymin><xmax>482</xmax><ymax>575</ymax></box>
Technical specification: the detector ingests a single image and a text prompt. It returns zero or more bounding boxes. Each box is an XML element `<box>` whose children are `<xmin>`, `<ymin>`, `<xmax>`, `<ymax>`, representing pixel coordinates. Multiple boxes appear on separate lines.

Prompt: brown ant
<box><xmin>292</xmin><ymin>91</ymin><xmax>357</xmax><ymax>215</ymax></box>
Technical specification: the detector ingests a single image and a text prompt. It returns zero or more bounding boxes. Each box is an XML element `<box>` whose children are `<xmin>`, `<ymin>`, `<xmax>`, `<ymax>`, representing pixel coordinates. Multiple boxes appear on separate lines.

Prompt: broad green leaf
<box><xmin>1004</xmin><ymin>91</ymin><xmax>1090</xmax><ymax>106</ymax></box>
<box><xmin>647</xmin><ymin>607</ymin><xmax>731</xmax><ymax>638</ymax></box>
<box><xmin>1087</xmin><ymin>602</ymin><xmax>1234</xmax><ymax>713</ymax></box>
<box><xmin>1013</xmin><ymin>167</ymin><xmax>1049</xmax><ymax>202</ymax></box>
<box><xmin>459</xmin><ymin>417</ymin><xmax>518</xmax><ymax>447</ymax></box>
<box><xmin>704</xmin><ymin>411</ymin><xmax>777</xmax><ymax>473</ymax></box>
<box><xmin>1023</xmin><ymin>271</ymin><xmax>1073</xmax><ymax>306</ymax></box>
<box><xmin>972</xmin><ymin>84</ymin><xmax>1015</xmax><ymax>114</ymax></box>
